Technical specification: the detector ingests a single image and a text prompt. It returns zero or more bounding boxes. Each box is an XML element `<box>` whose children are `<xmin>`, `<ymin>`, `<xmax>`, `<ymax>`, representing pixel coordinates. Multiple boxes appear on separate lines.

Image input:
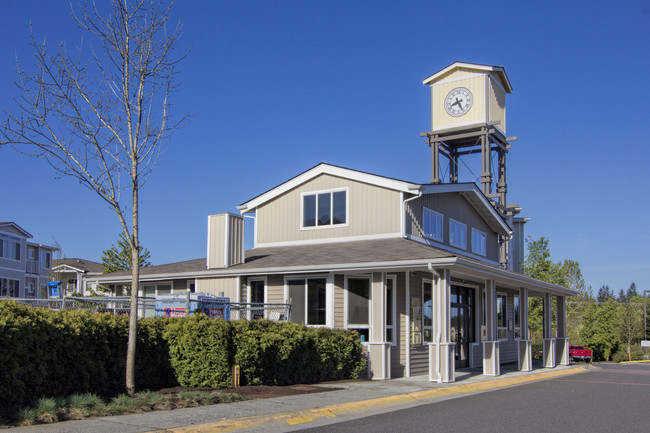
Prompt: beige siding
<box><xmin>334</xmin><ymin>274</ymin><xmax>345</xmax><ymax>328</ymax></box>
<box><xmin>207</xmin><ymin>213</ymin><xmax>244</xmax><ymax>269</ymax></box>
<box><xmin>266</xmin><ymin>275</ymin><xmax>285</xmax><ymax>304</ymax></box>
<box><xmin>256</xmin><ymin>174</ymin><xmax>402</xmax><ymax>245</ymax></box>
<box><xmin>410</xmin><ymin>345</ymin><xmax>429</xmax><ymax>376</ymax></box>
<box><xmin>488</xmin><ymin>76</ymin><xmax>506</xmax><ymax>133</ymax></box>
<box><xmin>196</xmin><ymin>277</ymin><xmax>239</xmax><ymax>300</ymax></box>
<box><xmin>431</xmin><ymin>73</ymin><xmax>486</xmax><ymax>130</ymax></box>
<box><xmin>406</xmin><ymin>193</ymin><xmax>499</xmax><ymax>261</ymax></box>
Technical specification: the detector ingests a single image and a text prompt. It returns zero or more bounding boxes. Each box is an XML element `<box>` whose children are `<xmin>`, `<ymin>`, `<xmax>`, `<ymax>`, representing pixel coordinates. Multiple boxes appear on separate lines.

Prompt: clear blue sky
<box><xmin>1</xmin><ymin>1</ymin><xmax>649</xmax><ymax>295</ymax></box>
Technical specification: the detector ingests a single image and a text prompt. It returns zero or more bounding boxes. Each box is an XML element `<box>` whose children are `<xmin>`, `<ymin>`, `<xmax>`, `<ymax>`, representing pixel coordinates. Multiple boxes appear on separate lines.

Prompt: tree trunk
<box><xmin>126</xmin><ymin>155</ymin><xmax>140</xmax><ymax>396</ymax></box>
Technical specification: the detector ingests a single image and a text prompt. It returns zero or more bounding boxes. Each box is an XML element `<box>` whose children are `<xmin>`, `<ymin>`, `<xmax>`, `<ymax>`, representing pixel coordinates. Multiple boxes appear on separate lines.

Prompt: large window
<box><xmin>288</xmin><ymin>278</ymin><xmax>326</xmax><ymax>325</ymax></box>
<box><xmin>0</xmin><ymin>279</ymin><xmax>19</xmax><ymax>297</ymax></box>
<box><xmin>423</xmin><ymin>207</ymin><xmax>443</xmax><ymax>241</ymax></box>
<box><xmin>497</xmin><ymin>292</ymin><xmax>507</xmax><ymax>340</ymax></box>
<box><xmin>514</xmin><ymin>292</ymin><xmax>521</xmax><ymax>339</ymax></box>
<box><xmin>302</xmin><ymin>189</ymin><xmax>347</xmax><ymax>228</ymax></box>
<box><xmin>449</xmin><ymin>219</ymin><xmax>467</xmax><ymax>249</ymax></box>
<box><xmin>0</xmin><ymin>238</ymin><xmax>21</xmax><ymax>261</ymax></box>
<box><xmin>471</xmin><ymin>228</ymin><xmax>486</xmax><ymax>256</ymax></box>
<box><xmin>347</xmin><ymin>278</ymin><xmax>370</xmax><ymax>342</ymax></box>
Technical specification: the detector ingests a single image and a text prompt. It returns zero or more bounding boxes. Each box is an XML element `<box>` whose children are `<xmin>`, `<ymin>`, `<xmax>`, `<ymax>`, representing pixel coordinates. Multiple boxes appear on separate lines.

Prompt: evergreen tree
<box><xmin>618</xmin><ymin>295</ymin><xmax>644</xmax><ymax>361</ymax></box>
<box><xmin>102</xmin><ymin>233</ymin><xmax>152</xmax><ymax>274</ymax></box>
<box><xmin>597</xmin><ymin>285</ymin><xmax>614</xmax><ymax>303</ymax></box>
<box><xmin>581</xmin><ymin>298</ymin><xmax>620</xmax><ymax>361</ymax></box>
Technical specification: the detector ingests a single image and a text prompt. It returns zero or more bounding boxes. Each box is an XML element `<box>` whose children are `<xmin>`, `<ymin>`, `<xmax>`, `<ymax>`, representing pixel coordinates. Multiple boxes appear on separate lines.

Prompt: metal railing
<box><xmin>1</xmin><ymin>297</ymin><xmax>291</xmax><ymax>322</ymax></box>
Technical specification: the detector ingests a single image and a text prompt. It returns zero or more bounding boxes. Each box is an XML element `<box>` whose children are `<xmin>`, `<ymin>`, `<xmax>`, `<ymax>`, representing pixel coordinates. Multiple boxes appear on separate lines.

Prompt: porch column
<box><xmin>556</xmin><ymin>295</ymin><xmax>569</xmax><ymax>365</ymax></box>
<box><xmin>542</xmin><ymin>292</ymin><xmax>556</xmax><ymax>368</ymax></box>
<box><xmin>518</xmin><ymin>287</ymin><xmax>532</xmax><ymax>371</ymax></box>
<box><xmin>429</xmin><ymin>268</ymin><xmax>455</xmax><ymax>383</ymax></box>
<box><xmin>368</xmin><ymin>272</ymin><xmax>390</xmax><ymax>379</ymax></box>
<box><xmin>483</xmin><ymin>279</ymin><xmax>500</xmax><ymax>376</ymax></box>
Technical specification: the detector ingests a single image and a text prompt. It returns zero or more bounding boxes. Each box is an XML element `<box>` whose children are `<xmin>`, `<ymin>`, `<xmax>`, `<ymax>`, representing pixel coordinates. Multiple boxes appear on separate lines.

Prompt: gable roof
<box><xmin>0</xmin><ymin>222</ymin><xmax>33</xmax><ymax>238</ymax></box>
<box><xmin>52</xmin><ymin>258</ymin><xmax>104</xmax><ymax>274</ymax></box>
<box><xmin>422</xmin><ymin>62</ymin><xmax>513</xmax><ymax>93</ymax></box>
<box><xmin>237</xmin><ymin>163</ymin><xmax>418</xmax><ymax>213</ymax></box>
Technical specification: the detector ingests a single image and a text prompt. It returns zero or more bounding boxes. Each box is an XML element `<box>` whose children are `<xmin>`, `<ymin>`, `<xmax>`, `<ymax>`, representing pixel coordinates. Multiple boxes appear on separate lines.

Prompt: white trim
<box><xmin>224</xmin><ymin>214</ymin><xmax>230</xmax><ymax>267</ymax></box>
<box><xmin>206</xmin><ymin>215</ymin><xmax>212</xmax><ymax>268</ymax></box>
<box><xmin>326</xmin><ymin>273</ymin><xmax>335</xmax><ymax>328</ymax></box>
<box><xmin>256</xmin><ymin>232</ymin><xmax>403</xmax><ymax>248</ymax></box>
<box><xmin>300</xmin><ymin>187</ymin><xmax>349</xmax><ymax>230</ymax></box>
<box><xmin>405</xmin><ymin>271</ymin><xmax>411</xmax><ymax>377</ymax></box>
<box><xmin>238</xmin><ymin>163</ymin><xmax>417</xmax><ymax>212</ymax></box>
<box><xmin>422</xmin><ymin>278</ymin><xmax>433</xmax><ymax>344</ymax></box>
<box><xmin>344</xmin><ymin>275</ymin><xmax>372</xmax><ymax>343</ymax></box>
<box><xmin>431</xmin><ymin>72</ymin><xmax>485</xmax><ymax>86</ymax></box>
<box><xmin>247</xmin><ymin>276</ymin><xmax>267</xmax><ymax>319</ymax></box>
<box><xmin>422</xmin><ymin>62</ymin><xmax>512</xmax><ymax>93</ymax></box>
<box><xmin>513</xmin><ymin>288</ymin><xmax>522</xmax><ymax>340</ymax></box>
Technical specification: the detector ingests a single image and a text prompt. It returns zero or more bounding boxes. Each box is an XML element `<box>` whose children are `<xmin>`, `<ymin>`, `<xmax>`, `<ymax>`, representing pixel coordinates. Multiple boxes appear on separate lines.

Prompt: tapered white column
<box><xmin>429</xmin><ymin>268</ymin><xmax>455</xmax><ymax>383</ymax></box>
<box><xmin>543</xmin><ymin>293</ymin><xmax>556</xmax><ymax>368</ymax></box>
<box><xmin>368</xmin><ymin>272</ymin><xmax>390</xmax><ymax>379</ymax></box>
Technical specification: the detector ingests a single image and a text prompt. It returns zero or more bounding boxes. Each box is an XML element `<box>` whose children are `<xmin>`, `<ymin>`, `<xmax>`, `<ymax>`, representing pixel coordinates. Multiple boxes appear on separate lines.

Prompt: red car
<box><xmin>569</xmin><ymin>345</ymin><xmax>592</xmax><ymax>362</ymax></box>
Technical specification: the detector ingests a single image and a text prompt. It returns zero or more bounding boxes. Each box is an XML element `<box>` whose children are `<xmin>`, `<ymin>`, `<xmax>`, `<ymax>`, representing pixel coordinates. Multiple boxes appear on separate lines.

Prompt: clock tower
<box><xmin>420</xmin><ymin>62</ymin><xmax>519</xmax><ymax>267</ymax></box>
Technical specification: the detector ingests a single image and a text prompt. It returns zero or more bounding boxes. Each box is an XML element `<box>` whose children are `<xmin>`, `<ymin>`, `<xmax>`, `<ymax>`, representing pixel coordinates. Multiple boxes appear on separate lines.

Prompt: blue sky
<box><xmin>1</xmin><ymin>1</ymin><xmax>649</xmax><ymax>294</ymax></box>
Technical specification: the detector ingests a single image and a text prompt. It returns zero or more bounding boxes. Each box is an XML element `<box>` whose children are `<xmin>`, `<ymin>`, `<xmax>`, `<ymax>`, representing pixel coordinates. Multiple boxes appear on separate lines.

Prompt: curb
<box><xmin>156</xmin><ymin>366</ymin><xmax>588</xmax><ymax>433</ymax></box>
<box><xmin>619</xmin><ymin>359</ymin><xmax>650</xmax><ymax>364</ymax></box>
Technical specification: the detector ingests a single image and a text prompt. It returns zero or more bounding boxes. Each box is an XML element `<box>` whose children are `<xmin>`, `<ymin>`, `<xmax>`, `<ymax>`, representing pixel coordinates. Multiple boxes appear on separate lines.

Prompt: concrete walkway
<box><xmin>13</xmin><ymin>362</ymin><xmax>592</xmax><ymax>433</ymax></box>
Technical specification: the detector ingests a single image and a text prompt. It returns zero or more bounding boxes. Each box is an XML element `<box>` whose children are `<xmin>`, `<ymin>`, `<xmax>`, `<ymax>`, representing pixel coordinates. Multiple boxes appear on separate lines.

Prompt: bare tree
<box><xmin>1</xmin><ymin>0</ymin><xmax>186</xmax><ymax>395</ymax></box>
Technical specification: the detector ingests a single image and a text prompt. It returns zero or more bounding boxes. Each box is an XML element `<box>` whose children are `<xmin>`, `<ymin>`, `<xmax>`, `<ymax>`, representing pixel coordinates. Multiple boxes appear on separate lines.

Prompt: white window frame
<box><xmin>513</xmin><ymin>290</ymin><xmax>521</xmax><ymax>340</ymax></box>
<box><xmin>300</xmin><ymin>187</ymin><xmax>349</xmax><ymax>230</ymax></box>
<box><xmin>497</xmin><ymin>292</ymin><xmax>508</xmax><ymax>341</ymax></box>
<box><xmin>385</xmin><ymin>275</ymin><xmax>397</xmax><ymax>346</ymax></box>
<box><xmin>247</xmin><ymin>277</ymin><xmax>267</xmax><ymax>320</ymax></box>
<box><xmin>449</xmin><ymin>218</ymin><xmax>467</xmax><ymax>250</ymax></box>
<box><xmin>285</xmin><ymin>275</ymin><xmax>328</xmax><ymax>327</ymax></box>
<box><xmin>471</xmin><ymin>228</ymin><xmax>486</xmax><ymax>256</ymax></box>
<box><xmin>139</xmin><ymin>283</ymin><xmax>173</xmax><ymax>298</ymax></box>
<box><xmin>344</xmin><ymin>275</ymin><xmax>372</xmax><ymax>343</ymax></box>
<box><xmin>422</xmin><ymin>207</ymin><xmax>443</xmax><ymax>242</ymax></box>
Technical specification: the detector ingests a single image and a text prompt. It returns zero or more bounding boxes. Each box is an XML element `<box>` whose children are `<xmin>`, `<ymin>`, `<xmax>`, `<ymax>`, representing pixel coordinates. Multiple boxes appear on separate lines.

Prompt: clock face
<box><xmin>444</xmin><ymin>87</ymin><xmax>473</xmax><ymax>117</ymax></box>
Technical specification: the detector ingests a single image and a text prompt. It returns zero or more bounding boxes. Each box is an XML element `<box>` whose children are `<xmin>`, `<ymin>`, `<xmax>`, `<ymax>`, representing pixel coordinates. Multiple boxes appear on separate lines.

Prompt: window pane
<box><xmin>289</xmin><ymin>279</ymin><xmax>306</xmax><ymax>324</ymax></box>
<box><xmin>303</xmin><ymin>195</ymin><xmax>316</xmax><ymax>227</ymax></box>
<box><xmin>307</xmin><ymin>278</ymin><xmax>326</xmax><ymax>325</ymax></box>
<box><xmin>386</xmin><ymin>279</ymin><xmax>393</xmax><ymax>326</ymax></box>
<box><xmin>514</xmin><ymin>294</ymin><xmax>520</xmax><ymax>327</ymax></box>
<box><xmin>332</xmin><ymin>191</ymin><xmax>346</xmax><ymax>224</ymax></box>
<box><xmin>347</xmin><ymin>278</ymin><xmax>369</xmax><ymax>324</ymax></box>
<box><xmin>423</xmin><ymin>282</ymin><xmax>432</xmax><ymax>327</ymax></box>
<box><xmin>250</xmin><ymin>280</ymin><xmax>265</xmax><ymax>303</ymax></box>
<box><xmin>423</xmin><ymin>208</ymin><xmax>443</xmax><ymax>241</ymax></box>
<box><xmin>317</xmin><ymin>193</ymin><xmax>331</xmax><ymax>226</ymax></box>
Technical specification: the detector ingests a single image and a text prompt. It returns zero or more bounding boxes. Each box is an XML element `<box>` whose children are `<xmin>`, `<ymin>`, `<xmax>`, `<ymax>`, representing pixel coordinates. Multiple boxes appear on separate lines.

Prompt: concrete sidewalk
<box><xmin>13</xmin><ymin>363</ymin><xmax>591</xmax><ymax>433</ymax></box>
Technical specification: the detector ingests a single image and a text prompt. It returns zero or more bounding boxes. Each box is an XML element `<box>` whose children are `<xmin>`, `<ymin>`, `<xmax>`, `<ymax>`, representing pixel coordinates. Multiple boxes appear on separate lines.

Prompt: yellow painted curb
<box><xmin>156</xmin><ymin>366</ymin><xmax>588</xmax><ymax>433</ymax></box>
<box><xmin>620</xmin><ymin>359</ymin><xmax>650</xmax><ymax>364</ymax></box>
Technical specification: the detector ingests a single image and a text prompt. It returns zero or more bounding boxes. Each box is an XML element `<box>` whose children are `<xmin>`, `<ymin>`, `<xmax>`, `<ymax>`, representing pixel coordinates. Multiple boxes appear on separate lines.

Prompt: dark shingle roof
<box><xmin>53</xmin><ymin>258</ymin><xmax>104</xmax><ymax>274</ymax></box>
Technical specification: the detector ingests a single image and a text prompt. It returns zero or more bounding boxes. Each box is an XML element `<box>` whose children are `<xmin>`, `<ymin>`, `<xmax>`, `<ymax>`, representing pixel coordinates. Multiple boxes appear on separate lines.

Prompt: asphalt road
<box><xmin>296</xmin><ymin>363</ymin><xmax>650</xmax><ymax>433</ymax></box>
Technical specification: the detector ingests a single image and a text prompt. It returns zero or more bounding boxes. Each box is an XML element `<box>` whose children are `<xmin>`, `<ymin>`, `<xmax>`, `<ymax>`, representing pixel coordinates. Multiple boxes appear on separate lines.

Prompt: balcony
<box><xmin>26</xmin><ymin>260</ymin><xmax>40</xmax><ymax>274</ymax></box>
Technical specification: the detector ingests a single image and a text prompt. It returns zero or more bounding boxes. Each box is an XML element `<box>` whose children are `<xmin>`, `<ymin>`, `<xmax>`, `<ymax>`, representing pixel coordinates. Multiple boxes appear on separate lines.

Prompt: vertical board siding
<box><xmin>196</xmin><ymin>277</ymin><xmax>238</xmax><ymax>299</ymax></box>
<box><xmin>256</xmin><ymin>174</ymin><xmax>402</xmax><ymax>244</ymax></box>
<box><xmin>488</xmin><ymin>76</ymin><xmax>506</xmax><ymax>133</ymax></box>
<box><xmin>431</xmin><ymin>73</ymin><xmax>486</xmax><ymax>130</ymax></box>
<box><xmin>334</xmin><ymin>274</ymin><xmax>345</xmax><ymax>328</ymax></box>
<box><xmin>207</xmin><ymin>214</ymin><xmax>225</xmax><ymax>269</ymax></box>
<box><xmin>406</xmin><ymin>193</ymin><xmax>499</xmax><ymax>261</ymax></box>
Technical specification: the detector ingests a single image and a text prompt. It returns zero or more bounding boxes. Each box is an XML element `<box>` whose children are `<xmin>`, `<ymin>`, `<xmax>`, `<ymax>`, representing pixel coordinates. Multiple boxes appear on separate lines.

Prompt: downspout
<box><xmin>428</xmin><ymin>263</ymin><xmax>442</xmax><ymax>382</ymax></box>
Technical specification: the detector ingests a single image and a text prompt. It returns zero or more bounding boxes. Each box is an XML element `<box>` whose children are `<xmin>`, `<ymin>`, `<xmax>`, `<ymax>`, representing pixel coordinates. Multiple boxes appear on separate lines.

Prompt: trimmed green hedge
<box><xmin>0</xmin><ymin>301</ymin><xmax>366</xmax><ymax>409</ymax></box>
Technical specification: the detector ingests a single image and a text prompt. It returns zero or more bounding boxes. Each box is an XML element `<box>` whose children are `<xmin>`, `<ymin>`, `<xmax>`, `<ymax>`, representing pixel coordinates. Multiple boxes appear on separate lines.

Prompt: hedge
<box><xmin>0</xmin><ymin>301</ymin><xmax>366</xmax><ymax>410</ymax></box>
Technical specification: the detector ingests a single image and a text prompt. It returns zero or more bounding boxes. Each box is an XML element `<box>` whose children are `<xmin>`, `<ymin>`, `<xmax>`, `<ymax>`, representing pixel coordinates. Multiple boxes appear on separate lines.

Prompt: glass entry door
<box><xmin>450</xmin><ymin>286</ymin><xmax>474</xmax><ymax>369</ymax></box>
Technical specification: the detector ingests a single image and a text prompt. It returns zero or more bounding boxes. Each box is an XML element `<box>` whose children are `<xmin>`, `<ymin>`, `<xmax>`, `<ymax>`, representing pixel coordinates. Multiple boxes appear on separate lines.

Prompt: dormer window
<box><xmin>301</xmin><ymin>188</ymin><xmax>348</xmax><ymax>229</ymax></box>
<box><xmin>471</xmin><ymin>228</ymin><xmax>486</xmax><ymax>256</ymax></box>
<box><xmin>423</xmin><ymin>207</ymin><xmax>443</xmax><ymax>242</ymax></box>
<box><xmin>449</xmin><ymin>219</ymin><xmax>467</xmax><ymax>249</ymax></box>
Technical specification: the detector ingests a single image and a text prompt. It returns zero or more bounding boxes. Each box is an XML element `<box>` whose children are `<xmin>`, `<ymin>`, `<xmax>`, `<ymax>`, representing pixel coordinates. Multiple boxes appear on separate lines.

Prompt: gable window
<box><xmin>449</xmin><ymin>219</ymin><xmax>467</xmax><ymax>249</ymax></box>
<box><xmin>471</xmin><ymin>228</ymin><xmax>486</xmax><ymax>256</ymax></box>
<box><xmin>288</xmin><ymin>278</ymin><xmax>326</xmax><ymax>325</ymax></box>
<box><xmin>497</xmin><ymin>292</ymin><xmax>507</xmax><ymax>340</ymax></box>
<box><xmin>0</xmin><ymin>238</ymin><xmax>21</xmax><ymax>261</ymax></box>
<box><xmin>423</xmin><ymin>207</ymin><xmax>443</xmax><ymax>241</ymax></box>
<box><xmin>302</xmin><ymin>189</ymin><xmax>347</xmax><ymax>228</ymax></box>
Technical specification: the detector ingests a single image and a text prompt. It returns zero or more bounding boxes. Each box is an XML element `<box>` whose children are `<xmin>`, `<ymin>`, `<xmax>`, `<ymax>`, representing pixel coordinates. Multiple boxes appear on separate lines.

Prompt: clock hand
<box><xmin>452</xmin><ymin>97</ymin><xmax>463</xmax><ymax>108</ymax></box>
